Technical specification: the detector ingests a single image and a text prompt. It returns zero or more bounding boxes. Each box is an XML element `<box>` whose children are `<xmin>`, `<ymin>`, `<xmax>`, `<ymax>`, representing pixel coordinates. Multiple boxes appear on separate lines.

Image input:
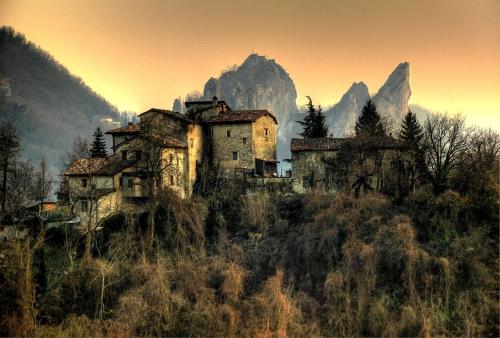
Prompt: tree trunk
<box><xmin>1</xmin><ymin>162</ymin><xmax>7</xmax><ymax>213</ymax></box>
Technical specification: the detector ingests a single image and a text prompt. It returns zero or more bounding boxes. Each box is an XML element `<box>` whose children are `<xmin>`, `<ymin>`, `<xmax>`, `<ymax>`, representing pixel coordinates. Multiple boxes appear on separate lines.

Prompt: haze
<box><xmin>1</xmin><ymin>0</ymin><xmax>499</xmax><ymax>128</ymax></box>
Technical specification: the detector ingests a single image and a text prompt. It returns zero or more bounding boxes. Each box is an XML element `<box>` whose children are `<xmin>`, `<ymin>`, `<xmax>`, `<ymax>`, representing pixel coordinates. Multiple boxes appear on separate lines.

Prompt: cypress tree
<box><xmin>355</xmin><ymin>99</ymin><xmax>385</xmax><ymax>137</ymax></box>
<box><xmin>90</xmin><ymin>127</ymin><xmax>107</xmax><ymax>158</ymax></box>
<box><xmin>298</xmin><ymin>96</ymin><xmax>329</xmax><ymax>138</ymax></box>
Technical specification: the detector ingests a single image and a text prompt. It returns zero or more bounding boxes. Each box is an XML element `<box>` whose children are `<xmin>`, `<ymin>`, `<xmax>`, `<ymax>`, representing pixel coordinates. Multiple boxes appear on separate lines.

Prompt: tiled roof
<box><xmin>208</xmin><ymin>110</ymin><xmax>277</xmax><ymax>124</ymax></box>
<box><xmin>105</xmin><ymin>123</ymin><xmax>140</xmax><ymax>134</ymax></box>
<box><xmin>64</xmin><ymin>156</ymin><xmax>137</xmax><ymax>176</ymax></box>
<box><xmin>138</xmin><ymin>108</ymin><xmax>194</xmax><ymax>123</ymax></box>
<box><xmin>163</xmin><ymin>136</ymin><xmax>188</xmax><ymax>148</ymax></box>
<box><xmin>290</xmin><ymin>138</ymin><xmax>347</xmax><ymax>152</ymax></box>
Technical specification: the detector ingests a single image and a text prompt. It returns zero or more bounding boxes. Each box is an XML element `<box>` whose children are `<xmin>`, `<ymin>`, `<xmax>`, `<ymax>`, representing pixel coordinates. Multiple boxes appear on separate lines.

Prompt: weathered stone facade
<box><xmin>64</xmin><ymin>97</ymin><xmax>279</xmax><ymax>226</ymax></box>
<box><xmin>291</xmin><ymin>137</ymin><xmax>402</xmax><ymax>194</ymax></box>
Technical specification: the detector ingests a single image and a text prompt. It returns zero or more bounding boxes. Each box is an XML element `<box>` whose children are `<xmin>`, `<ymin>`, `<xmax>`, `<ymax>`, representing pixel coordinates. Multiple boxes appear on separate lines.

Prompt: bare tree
<box><xmin>138</xmin><ymin>119</ymin><xmax>173</xmax><ymax>249</ymax></box>
<box><xmin>33</xmin><ymin>157</ymin><xmax>52</xmax><ymax>216</ymax></box>
<box><xmin>6</xmin><ymin>161</ymin><xmax>35</xmax><ymax>217</ymax></box>
<box><xmin>422</xmin><ymin>113</ymin><xmax>472</xmax><ymax>194</ymax></box>
<box><xmin>0</xmin><ymin>121</ymin><xmax>20</xmax><ymax>214</ymax></box>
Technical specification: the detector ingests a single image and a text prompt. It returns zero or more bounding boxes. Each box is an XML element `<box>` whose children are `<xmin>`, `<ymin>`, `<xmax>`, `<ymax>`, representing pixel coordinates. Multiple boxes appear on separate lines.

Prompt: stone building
<box><xmin>64</xmin><ymin>96</ymin><xmax>278</xmax><ymax>224</ymax></box>
<box><xmin>290</xmin><ymin>137</ymin><xmax>402</xmax><ymax>194</ymax></box>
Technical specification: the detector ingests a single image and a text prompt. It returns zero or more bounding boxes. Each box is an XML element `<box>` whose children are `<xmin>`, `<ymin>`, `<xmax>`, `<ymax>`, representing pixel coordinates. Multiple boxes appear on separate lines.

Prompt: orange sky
<box><xmin>1</xmin><ymin>0</ymin><xmax>499</xmax><ymax>128</ymax></box>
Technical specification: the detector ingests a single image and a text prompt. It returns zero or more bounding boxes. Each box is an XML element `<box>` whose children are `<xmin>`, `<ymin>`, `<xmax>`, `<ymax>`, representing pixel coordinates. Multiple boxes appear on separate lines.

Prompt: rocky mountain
<box><xmin>0</xmin><ymin>26</ymin><xmax>125</xmax><ymax>174</ymax></box>
<box><xmin>325</xmin><ymin>82</ymin><xmax>369</xmax><ymax>137</ymax></box>
<box><xmin>325</xmin><ymin>62</ymin><xmax>412</xmax><ymax>136</ymax></box>
<box><xmin>373</xmin><ymin>62</ymin><xmax>411</xmax><ymax>127</ymax></box>
<box><xmin>203</xmin><ymin>54</ymin><xmax>300</xmax><ymax>161</ymax></box>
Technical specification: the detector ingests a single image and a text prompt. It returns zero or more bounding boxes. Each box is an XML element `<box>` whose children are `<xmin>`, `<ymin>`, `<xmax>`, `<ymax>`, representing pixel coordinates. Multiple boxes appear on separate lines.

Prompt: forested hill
<box><xmin>0</xmin><ymin>26</ymin><xmax>126</xmax><ymax>173</ymax></box>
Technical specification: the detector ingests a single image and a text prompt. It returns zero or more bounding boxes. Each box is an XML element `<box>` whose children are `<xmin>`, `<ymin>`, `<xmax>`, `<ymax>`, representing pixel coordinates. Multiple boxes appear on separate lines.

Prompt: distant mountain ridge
<box><xmin>0</xmin><ymin>26</ymin><xmax>126</xmax><ymax>173</ymax></box>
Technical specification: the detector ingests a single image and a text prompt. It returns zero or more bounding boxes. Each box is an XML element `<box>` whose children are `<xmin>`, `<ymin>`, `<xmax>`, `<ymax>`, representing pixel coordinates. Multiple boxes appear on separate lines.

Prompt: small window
<box><xmin>169</xmin><ymin>175</ymin><xmax>174</xmax><ymax>185</ymax></box>
<box><xmin>265</xmin><ymin>128</ymin><xmax>269</xmax><ymax>136</ymax></box>
<box><xmin>119</xmin><ymin>176</ymin><xmax>123</xmax><ymax>187</ymax></box>
<box><xmin>128</xmin><ymin>178</ymin><xmax>133</xmax><ymax>188</ymax></box>
<box><xmin>155</xmin><ymin>177</ymin><xmax>161</xmax><ymax>188</ymax></box>
<box><xmin>242</xmin><ymin>137</ymin><xmax>247</xmax><ymax>145</ymax></box>
<box><xmin>169</xmin><ymin>154</ymin><xmax>174</xmax><ymax>163</ymax></box>
<box><xmin>135</xmin><ymin>150</ymin><xmax>141</xmax><ymax>160</ymax></box>
<box><xmin>190</xmin><ymin>138</ymin><xmax>194</xmax><ymax>148</ymax></box>
<box><xmin>176</xmin><ymin>156</ymin><xmax>179</xmax><ymax>166</ymax></box>
<box><xmin>81</xmin><ymin>200</ymin><xmax>88</xmax><ymax>212</ymax></box>
<box><xmin>232</xmin><ymin>151</ymin><xmax>238</xmax><ymax>161</ymax></box>
<box><xmin>303</xmin><ymin>176</ymin><xmax>310</xmax><ymax>188</ymax></box>
<box><xmin>81</xmin><ymin>179</ymin><xmax>87</xmax><ymax>188</ymax></box>
<box><xmin>121</xmin><ymin>150</ymin><xmax>127</xmax><ymax>160</ymax></box>
<box><xmin>227</xmin><ymin>130</ymin><xmax>231</xmax><ymax>137</ymax></box>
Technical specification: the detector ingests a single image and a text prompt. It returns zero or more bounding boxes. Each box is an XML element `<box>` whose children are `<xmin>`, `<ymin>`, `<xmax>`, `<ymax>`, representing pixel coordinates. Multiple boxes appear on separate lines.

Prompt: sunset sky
<box><xmin>1</xmin><ymin>0</ymin><xmax>499</xmax><ymax>128</ymax></box>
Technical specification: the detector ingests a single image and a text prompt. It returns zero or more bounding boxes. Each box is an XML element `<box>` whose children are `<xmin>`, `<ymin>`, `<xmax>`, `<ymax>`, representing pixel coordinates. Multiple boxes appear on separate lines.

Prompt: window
<box><xmin>81</xmin><ymin>200</ymin><xmax>88</xmax><ymax>212</ymax></box>
<box><xmin>303</xmin><ymin>176</ymin><xmax>311</xmax><ymax>188</ymax></box>
<box><xmin>135</xmin><ymin>150</ymin><xmax>142</xmax><ymax>160</ymax></box>
<box><xmin>169</xmin><ymin>154</ymin><xmax>174</xmax><ymax>163</ymax></box>
<box><xmin>227</xmin><ymin>130</ymin><xmax>231</xmax><ymax>137</ymax></box>
<box><xmin>265</xmin><ymin>128</ymin><xmax>269</xmax><ymax>136</ymax></box>
<box><xmin>119</xmin><ymin>176</ymin><xmax>123</xmax><ymax>187</ymax></box>
<box><xmin>128</xmin><ymin>178</ymin><xmax>133</xmax><ymax>188</ymax></box>
<box><xmin>81</xmin><ymin>178</ymin><xmax>87</xmax><ymax>188</ymax></box>
<box><xmin>242</xmin><ymin>137</ymin><xmax>247</xmax><ymax>145</ymax></box>
<box><xmin>155</xmin><ymin>177</ymin><xmax>162</xmax><ymax>188</ymax></box>
<box><xmin>232</xmin><ymin>151</ymin><xmax>238</xmax><ymax>161</ymax></box>
<box><xmin>121</xmin><ymin>150</ymin><xmax>127</xmax><ymax>160</ymax></box>
<box><xmin>169</xmin><ymin>175</ymin><xmax>174</xmax><ymax>185</ymax></box>
<box><xmin>176</xmin><ymin>156</ymin><xmax>179</xmax><ymax>166</ymax></box>
<box><xmin>190</xmin><ymin>138</ymin><xmax>194</xmax><ymax>148</ymax></box>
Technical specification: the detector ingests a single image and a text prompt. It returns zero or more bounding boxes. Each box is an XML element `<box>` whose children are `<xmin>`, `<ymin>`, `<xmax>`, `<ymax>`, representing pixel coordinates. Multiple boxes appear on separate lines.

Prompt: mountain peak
<box><xmin>373</xmin><ymin>62</ymin><xmax>411</xmax><ymax>122</ymax></box>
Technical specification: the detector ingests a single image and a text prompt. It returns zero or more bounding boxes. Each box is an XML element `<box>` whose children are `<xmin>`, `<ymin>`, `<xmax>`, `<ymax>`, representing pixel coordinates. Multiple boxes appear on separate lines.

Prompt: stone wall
<box><xmin>252</xmin><ymin>115</ymin><xmax>277</xmax><ymax>160</ymax></box>
<box><xmin>212</xmin><ymin>123</ymin><xmax>254</xmax><ymax>176</ymax></box>
<box><xmin>291</xmin><ymin>150</ymin><xmax>337</xmax><ymax>194</ymax></box>
<box><xmin>140</xmin><ymin>111</ymin><xmax>189</xmax><ymax>142</ymax></box>
<box><xmin>161</xmin><ymin>147</ymin><xmax>189</xmax><ymax>198</ymax></box>
<box><xmin>187</xmin><ymin>124</ymin><xmax>204</xmax><ymax>192</ymax></box>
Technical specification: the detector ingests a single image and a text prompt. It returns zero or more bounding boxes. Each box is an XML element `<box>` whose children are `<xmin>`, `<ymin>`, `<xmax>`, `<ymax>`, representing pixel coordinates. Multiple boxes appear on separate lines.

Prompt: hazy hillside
<box><xmin>0</xmin><ymin>26</ymin><xmax>125</xmax><ymax>173</ymax></box>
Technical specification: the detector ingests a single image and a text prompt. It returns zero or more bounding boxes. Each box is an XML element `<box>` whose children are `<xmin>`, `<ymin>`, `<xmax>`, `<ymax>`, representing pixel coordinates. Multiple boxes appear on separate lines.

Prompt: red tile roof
<box><xmin>208</xmin><ymin>110</ymin><xmax>277</xmax><ymax>124</ymax></box>
<box><xmin>105</xmin><ymin>123</ymin><xmax>140</xmax><ymax>135</ymax></box>
<box><xmin>64</xmin><ymin>156</ymin><xmax>137</xmax><ymax>176</ymax></box>
<box><xmin>290</xmin><ymin>138</ymin><xmax>347</xmax><ymax>152</ymax></box>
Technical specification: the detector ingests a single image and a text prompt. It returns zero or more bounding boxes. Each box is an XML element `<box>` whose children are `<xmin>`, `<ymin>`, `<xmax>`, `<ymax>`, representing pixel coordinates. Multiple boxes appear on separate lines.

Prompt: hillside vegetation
<box><xmin>0</xmin><ymin>27</ymin><xmax>125</xmax><ymax>171</ymax></box>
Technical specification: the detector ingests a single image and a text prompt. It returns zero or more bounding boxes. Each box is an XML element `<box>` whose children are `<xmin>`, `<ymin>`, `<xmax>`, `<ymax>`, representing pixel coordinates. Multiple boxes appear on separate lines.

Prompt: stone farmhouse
<box><xmin>290</xmin><ymin>137</ymin><xmax>403</xmax><ymax>194</ymax></box>
<box><xmin>64</xmin><ymin>97</ymin><xmax>278</xmax><ymax>225</ymax></box>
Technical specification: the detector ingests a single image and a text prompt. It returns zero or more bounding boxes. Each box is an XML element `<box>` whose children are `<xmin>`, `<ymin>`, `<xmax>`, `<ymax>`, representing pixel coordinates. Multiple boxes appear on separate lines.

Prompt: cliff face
<box><xmin>203</xmin><ymin>54</ymin><xmax>299</xmax><ymax>160</ymax></box>
<box><xmin>373</xmin><ymin>62</ymin><xmax>411</xmax><ymax>126</ymax></box>
<box><xmin>325</xmin><ymin>82</ymin><xmax>369</xmax><ymax>137</ymax></box>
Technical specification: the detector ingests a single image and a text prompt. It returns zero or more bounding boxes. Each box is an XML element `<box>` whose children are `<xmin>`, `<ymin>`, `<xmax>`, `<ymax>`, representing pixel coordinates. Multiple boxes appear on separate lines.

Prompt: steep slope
<box><xmin>373</xmin><ymin>62</ymin><xmax>411</xmax><ymax>126</ymax></box>
<box><xmin>0</xmin><ymin>26</ymin><xmax>124</xmax><ymax>172</ymax></box>
<box><xmin>203</xmin><ymin>54</ymin><xmax>299</xmax><ymax>160</ymax></box>
<box><xmin>325</xmin><ymin>82</ymin><xmax>369</xmax><ymax>137</ymax></box>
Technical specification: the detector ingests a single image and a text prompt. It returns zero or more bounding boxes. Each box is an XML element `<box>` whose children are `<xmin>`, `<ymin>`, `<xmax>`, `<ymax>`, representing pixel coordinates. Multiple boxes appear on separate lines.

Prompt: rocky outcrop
<box><xmin>325</xmin><ymin>62</ymin><xmax>412</xmax><ymax>136</ymax></box>
<box><xmin>373</xmin><ymin>62</ymin><xmax>411</xmax><ymax>127</ymax></box>
<box><xmin>324</xmin><ymin>82</ymin><xmax>369</xmax><ymax>137</ymax></box>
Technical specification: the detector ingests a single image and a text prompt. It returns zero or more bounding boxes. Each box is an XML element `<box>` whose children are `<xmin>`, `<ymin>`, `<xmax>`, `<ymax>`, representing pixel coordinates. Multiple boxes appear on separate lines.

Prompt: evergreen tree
<box><xmin>399</xmin><ymin>110</ymin><xmax>423</xmax><ymax>147</ymax></box>
<box><xmin>398</xmin><ymin>110</ymin><xmax>425</xmax><ymax>193</ymax></box>
<box><xmin>298</xmin><ymin>96</ymin><xmax>329</xmax><ymax>138</ymax></box>
<box><xmin>90</xmin><ymin>127</ymin><xmax>107</xmax><ymax>158</ymax></box>
<box><xmin>355</xmin><ymin>99</ymin><xmax>385</xmax><ymax>137</ymax></box>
